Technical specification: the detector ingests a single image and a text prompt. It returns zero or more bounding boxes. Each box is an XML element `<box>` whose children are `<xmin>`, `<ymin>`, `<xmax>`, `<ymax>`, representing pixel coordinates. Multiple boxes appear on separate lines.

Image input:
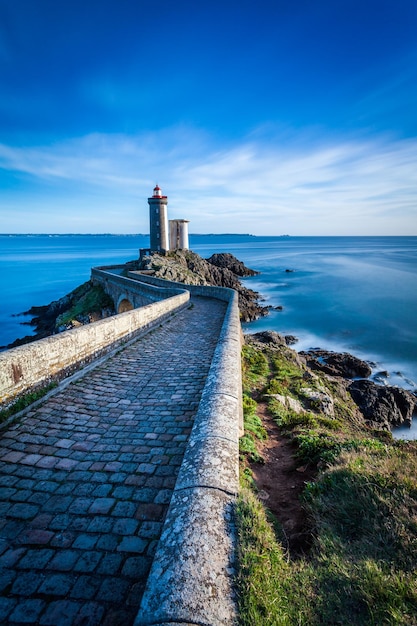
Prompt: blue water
<box><xmin>1</xmin><ymin>234</ymin><xmax>416</xmax><ymax>433</ymax></box>
<box><xmin>0</xmin><ymin>234</ymin><xmax>150</xmax><ymax>347</ymax></box>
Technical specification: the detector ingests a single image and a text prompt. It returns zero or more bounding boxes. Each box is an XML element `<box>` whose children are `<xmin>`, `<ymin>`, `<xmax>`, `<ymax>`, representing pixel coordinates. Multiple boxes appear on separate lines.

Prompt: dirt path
<box><xmin>249</xmin><ymin>402</ymin><xmax>316</xmax><ymax>556</ymax></box>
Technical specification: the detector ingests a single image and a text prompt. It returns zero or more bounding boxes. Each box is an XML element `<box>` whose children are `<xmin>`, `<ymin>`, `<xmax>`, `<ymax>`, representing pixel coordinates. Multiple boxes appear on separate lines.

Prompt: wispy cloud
<box><xmin>0</xmin><ymin>127</ymin><xmax>416</xmax><ymax>234</ymax></box>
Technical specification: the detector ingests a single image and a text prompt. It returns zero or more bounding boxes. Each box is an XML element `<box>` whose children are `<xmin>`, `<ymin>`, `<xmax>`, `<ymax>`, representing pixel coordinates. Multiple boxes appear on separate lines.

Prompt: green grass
<box><xmin>242</xmin><ymin>344</ymin><xmax>270</xmax><ymax>393</ymax></box>
<box><xmin>237</xmin><ymin>443</ymin><xmax>417</xmax><ymax>625</ymax></box>
<box><xmin>240</xmin><ymin>392</ymin><xmax>267</xmax><ymax>463</ymax></box>
<box><xmin>237</xmin><ymin>338</ymin><xmax>417</xmax><ymax>625</ymax></box>
<box><xmin>56</xmin><ymin>283</ymin><xmax>114</xmax><ymax>327</ymax></box>
<box><xmin>236</xmin><ymin>487</ymin><xmax>316</xmax><ymax>626</ymax></box>
<box><xmin>266</xmin><ymin>353</ymin><xmax>305</xmax><ymax>396</ymax></box>
<box><xmin>0</xmin><ymin>382</ymin><xmax>57</xmax><ymax>424</ymax></box>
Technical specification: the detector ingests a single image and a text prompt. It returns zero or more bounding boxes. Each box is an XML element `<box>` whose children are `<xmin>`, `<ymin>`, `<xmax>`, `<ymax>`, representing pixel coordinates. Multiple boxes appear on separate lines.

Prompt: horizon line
<box><xmin>1</xmin><ymin>233</ymin><xmax>417</xmax><ymax>238</ymax></box>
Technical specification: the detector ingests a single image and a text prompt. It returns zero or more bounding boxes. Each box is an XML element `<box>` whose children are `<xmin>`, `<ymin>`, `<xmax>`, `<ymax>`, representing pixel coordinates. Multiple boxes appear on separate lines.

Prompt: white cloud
<box><xmin>0</xmin><ymin>127</ymin><xmax>416</xmax><ymax>234</ymax></box>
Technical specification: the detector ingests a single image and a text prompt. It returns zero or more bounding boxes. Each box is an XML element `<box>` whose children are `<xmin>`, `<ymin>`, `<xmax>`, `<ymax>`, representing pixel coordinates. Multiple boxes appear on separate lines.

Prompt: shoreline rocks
<box><xmin>136</xmin><ymin>250</ymin><xmax>269</xmax><ymax>322</ymax></box>
<box><xmin>4</xmin><ymin>250</ymin><xmax>267</xmax><ymax>350</ymax></box>
<box><xmin>249</xmin><ymin>333</ymin><xmax>417</xmax><ymax>432</ymax></box>
<box><xmin>3</xmin><ymin>282</ymin><xmax>115</xmax><ymax>350</ymax></box>
<box><xmin>5</xmin><ymin>250</ymin><xmax>416</xmax><ymax>433</ymax></box>
<box><xmin>299</xmin><ymin>349</ymin><xmax>372</xmax><ymax>379</ymax></box>
<box><xmin>348</xmin><ymin>379</ymin><xmax>416</xmax><ymax>430</ymax></box>
<box><xmin>205</xmin><ymin>252</ymin><xmax>259</xmax><ymax>277</ymax></box>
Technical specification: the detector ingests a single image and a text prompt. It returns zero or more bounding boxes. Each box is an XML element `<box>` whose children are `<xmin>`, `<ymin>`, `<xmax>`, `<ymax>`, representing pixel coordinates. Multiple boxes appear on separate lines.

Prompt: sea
<box><xmin>1</xmin><ymin>234</ymin><xmax>416</xmax><ymax>437</ymax></box>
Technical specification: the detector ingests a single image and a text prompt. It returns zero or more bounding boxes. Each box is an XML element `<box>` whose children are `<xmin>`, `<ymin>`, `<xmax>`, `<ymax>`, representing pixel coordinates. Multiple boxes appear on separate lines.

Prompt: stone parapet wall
<box><xmin>1</xmin><ymin>266</ymin><xmax>242</xmax><ymax>624</ymax></box>
<box><xmin>128</xmin><ymin>270</ymin><xmax>244</xmax><ymax>433</ymax></box>
<box><xmin>0</xmin><ymin>291</ymin><xmax>189</xmax><ymax>407</ymax></box>
<box><xmin>92</xmin><ymin>266</ymin><xmax>189</xmax><ymax>306</ymax></box>
<box><xmin>127</xmin><ymin>270</ymin><xmax>235</xmax><ymax>302</ymax></box>
<box><xmin>135</xmin><ymin>286</ymin><xmax>241</xmax><ymax>626</ymax></box>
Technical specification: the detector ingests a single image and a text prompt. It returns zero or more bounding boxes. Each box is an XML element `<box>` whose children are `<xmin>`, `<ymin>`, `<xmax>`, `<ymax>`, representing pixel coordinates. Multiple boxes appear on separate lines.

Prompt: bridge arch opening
<box><xmin>118</xmin><ymin>297</ymin><xmax>134</xmax><ymax>313</ymax></box>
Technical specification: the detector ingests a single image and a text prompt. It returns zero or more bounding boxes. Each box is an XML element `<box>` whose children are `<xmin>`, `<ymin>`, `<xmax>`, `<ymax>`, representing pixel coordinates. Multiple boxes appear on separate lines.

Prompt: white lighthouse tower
<box><xmin>148</xmin><ymin>185</ymin><xmax>169</xmax><ymax>253</ymax></box>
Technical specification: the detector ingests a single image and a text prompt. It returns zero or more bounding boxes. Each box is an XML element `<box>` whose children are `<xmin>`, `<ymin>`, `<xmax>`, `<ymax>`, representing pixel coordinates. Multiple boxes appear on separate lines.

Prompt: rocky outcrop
<box><xmin>250</xmin><ymin>333</ymin><xmax>416</xmax><ymax>432</ymax></box>
<box><xmin>5</xmin><ymin>282</ymin><xmax>115</xmax><ymax>349</ymax></box>
<box><xmin>245</xmin><ymin>331</ymin><xmax>307</xmax><ymax>372</ymax></box>
<box><xmin>300</xmin><ymin>349</ymin><xmax>372</xmax><ymax>379</ymax></box>
<box><xmin>299</xmin><ymin>349</ymin><xmax>417</xmax><ymax>430</ymax></box>
<box><xmin>248</xmin><ymin>330</ymin><xmax>287</xmax><ymax>348</ymax></box>
<box><xmin>206</xmin><ymin>253</ymin><xmax>259</xmax><ymax>277</ymax></box>
<box><xmin>348</xmin><ymin>380</ymin><xmax>417</xmax><ymax>430</ymax></box>
<box><xmin>5</xmin><ymin>250</ymin><xmax>267</xmax><ymax>350</ymax></box>
<box><xmin>246</xmin><ymin>332</ymin><xmax>355</xmax><ymax>422</ymax></box>
<box><xmin>285</xmin><ymin>335</ymin><xmax>299</xmax><ymax>346</ymax></box>
<box><xmin>246</xmin><ymin>330</ymin><xmax>299</xmax><ymax>349</ymax></box>
<box><xmin>138</xmin><ymin>250</ymin><xmax>268</xmax><ymax>322</ymax></box>
<box><xmin>301</xmin><ymin>388</ymin><xmax>335</xmax><ymax>416</ymax></box>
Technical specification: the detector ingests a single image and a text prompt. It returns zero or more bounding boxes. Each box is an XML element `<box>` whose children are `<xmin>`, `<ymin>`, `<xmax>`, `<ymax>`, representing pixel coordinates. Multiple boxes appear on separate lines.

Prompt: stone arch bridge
<box><xmin>0</xmin><ymin>266</ymin><xmax>242</xmax><ymax>626</ymax></box>
<box><xmin>90</xmin><ymin>265</ymin><xmax>188</xmax><ymax>314</ymax></box>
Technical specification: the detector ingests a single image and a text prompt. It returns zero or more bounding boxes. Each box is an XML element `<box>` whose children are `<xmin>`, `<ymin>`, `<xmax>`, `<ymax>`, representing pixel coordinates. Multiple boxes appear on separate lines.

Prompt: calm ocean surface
<box><xmin>1</xmin><ymin>234</ymin><xmax>416</xmax><ymax>435</ymax></box>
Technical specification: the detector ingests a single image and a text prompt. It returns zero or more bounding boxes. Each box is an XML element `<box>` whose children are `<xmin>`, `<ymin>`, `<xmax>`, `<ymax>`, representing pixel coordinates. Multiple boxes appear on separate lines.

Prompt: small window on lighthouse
<box><xmin>156</xmin><ymin>208</ymin><xmax>159</xmax><ymax>214</ymax></box>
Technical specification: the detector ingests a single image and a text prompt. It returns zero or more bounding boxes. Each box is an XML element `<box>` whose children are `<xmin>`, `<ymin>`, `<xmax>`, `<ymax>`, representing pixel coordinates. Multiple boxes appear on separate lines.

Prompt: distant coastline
<box><xmin>0</xmin><ymin>232</ymin><xmax>289</xmax><ymax>238</ymax></box>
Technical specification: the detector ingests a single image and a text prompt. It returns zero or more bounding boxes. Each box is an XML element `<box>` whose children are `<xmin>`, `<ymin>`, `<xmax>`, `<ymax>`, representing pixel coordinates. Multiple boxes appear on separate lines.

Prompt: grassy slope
<box><xmin>55</xmin><ymin>282</ymin><xmax>114</xmax><ymax>328</ymax></box>
<box><xmin>237</xmin><ymin>341</ymin><xmax>417</xmax><ymax>625</ymax></box>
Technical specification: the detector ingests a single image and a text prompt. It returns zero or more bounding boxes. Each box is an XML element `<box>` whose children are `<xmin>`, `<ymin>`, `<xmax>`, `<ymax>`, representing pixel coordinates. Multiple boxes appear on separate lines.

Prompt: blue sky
<box><xmin>1</xmin><ymin>0</ymin><xmax>416</xmax><ymax>235</ymax></box>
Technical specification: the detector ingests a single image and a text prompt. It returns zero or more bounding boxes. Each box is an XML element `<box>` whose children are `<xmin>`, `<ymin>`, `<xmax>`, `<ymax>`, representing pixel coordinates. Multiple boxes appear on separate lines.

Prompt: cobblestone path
<box><xmin>0</xmin><ymin>296</ymin><xmax>227</xmax><ymax>625</ymax></box>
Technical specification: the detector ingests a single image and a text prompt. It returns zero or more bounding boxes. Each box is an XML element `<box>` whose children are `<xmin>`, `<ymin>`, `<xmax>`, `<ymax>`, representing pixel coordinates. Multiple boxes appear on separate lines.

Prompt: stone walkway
<box><xmin>0</xmin><ymin>296</ymin><xmax>227</xmax><ymax>626</ymax></box>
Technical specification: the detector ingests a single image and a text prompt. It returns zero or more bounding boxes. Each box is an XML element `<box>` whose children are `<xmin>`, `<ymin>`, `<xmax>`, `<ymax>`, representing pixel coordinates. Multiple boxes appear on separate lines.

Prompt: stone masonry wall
<box><xmin>0</xmin><ymin>291</ymin><xmax>189</xmax><ymax>407</ymax></box>
<box><xmin>91</xmin><ymin>266</ymin><xmax>189</xmax><ymax>308</ymax></box>
<box><xmin>0</xmin><ymin>267</ymin><xmax>242</xmax><ymax>624</ymax></box>
<box><xmin>127</xmin><ymin>270</ymin><xmax>236</xmax><ymax>302</ymax></box>
<box><xmin>135</xmin><ymin>281</ymin><xmax>242</xmax><ymax>626</ymax></box>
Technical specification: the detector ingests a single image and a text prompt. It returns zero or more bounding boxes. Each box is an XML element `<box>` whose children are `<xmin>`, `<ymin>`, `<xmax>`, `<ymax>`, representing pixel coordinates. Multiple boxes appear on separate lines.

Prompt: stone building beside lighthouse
<box><xmin>169</xmin><ymin>218</ymin><xmax>190</xmax><ymax>251</ymax></box>
<box><xmin>144</xmin><ymin>185</ymin><xmax>189</xmax><ymax>255</ymax></box>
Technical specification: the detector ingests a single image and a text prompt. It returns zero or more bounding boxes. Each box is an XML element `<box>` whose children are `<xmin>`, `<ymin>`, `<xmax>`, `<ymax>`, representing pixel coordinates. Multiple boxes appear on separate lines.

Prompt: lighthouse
<box><xmin>148</xmin><ymin>185</ymin><xmax>169</xmax><ymax>253</ymax></box>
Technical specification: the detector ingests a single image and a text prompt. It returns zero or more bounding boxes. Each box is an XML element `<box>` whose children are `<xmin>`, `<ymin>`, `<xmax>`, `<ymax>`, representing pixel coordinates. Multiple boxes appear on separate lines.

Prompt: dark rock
<box><xmin>348</xmin><ymin>379</ymin><xmax>417</xmax><ymax>430</ymax></box>
<box><xmin>285</xmin><ymin>335</ymin><xmax>299</xmax><ymax>346</ymax></box>
<box><xmin>18</xmin><ymin>287</ymin><xmax>90</xmax><ymax>340</ymax></box>
<box><xmin>5</xmin><ymin>282</ymin><xmax>115</xmax><ymax>349</ymax></box>
<box><xmin>206</xmin><ymin>252</ymin><xmax>259</xmax><ymax>277</ymax></box>
<box><xmin>139</xmin><ymin>250</ymin><xmax>268</xmax><ymax>322</ymax></box>
<box><xmin>299</xmin><ymin>349</ymin><xmax>372</xmax><ymax>379</ymax></box>
<box><xmin>2</xmin><ymin>334</ymin><xmax>40</xmax><ymax>350</ymax></box>
<box><xmin>373</xmin><ymin>371</ymin><xmax>390</xmax><ymax>384</ymax></box>
<box><xmin>285</xmin><ymin>269</ymin><xmax>295</xmax><ymax>273</ymax></box>
<box><xmin>377</xmin><ymin>370</ymin><xmax>389</xmax><ymax>378</ymax></box>
<box><xmin>248</xmin><ymin>331</ymin><xmax>287</xmax><ymax>347</ymax></box>
<box><xmin>274</xmin><ymin>305</ymin><xmax>284</xmax><ymax>311</ymax></box>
